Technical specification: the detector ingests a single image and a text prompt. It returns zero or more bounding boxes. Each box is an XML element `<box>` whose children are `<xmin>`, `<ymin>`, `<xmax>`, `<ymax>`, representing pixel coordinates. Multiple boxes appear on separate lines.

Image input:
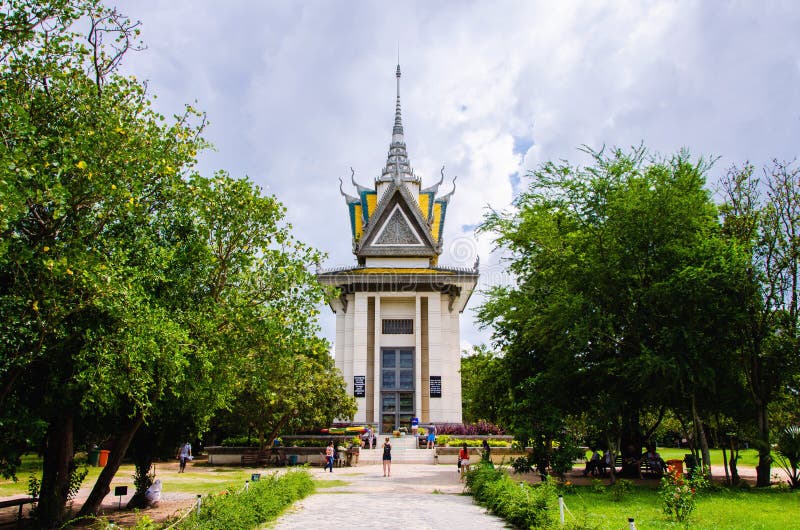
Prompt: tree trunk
<box><xmin>78</xmin><ymin>414</ymin><xmax>144</xmax><ymax>517</ymax></box>
<box><xmin>691</xmin><ymin>396</ymin><xmax>712</xmax><ymax>479</ymax></box>
<box><xmin>755</xmin><ymin>402</ymin><xmax>771</xmax><ymax>487</ymax></box>
<box><xmin>728</xmin><ymin>436</ymin><xmax>740</xmax><ymax>485</ymax></box>
<box><xmin>36</xmin><ymin>414</ymin><xmax>74</xmax><ymax>528</ymax></box>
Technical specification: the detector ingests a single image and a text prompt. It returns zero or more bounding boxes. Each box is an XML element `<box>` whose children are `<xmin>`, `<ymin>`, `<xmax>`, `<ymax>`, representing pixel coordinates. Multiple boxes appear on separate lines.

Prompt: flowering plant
<box><xmin>659</xmin><ymin>468</ymin><xmax>708</xmax><ymax>522</ymax></box>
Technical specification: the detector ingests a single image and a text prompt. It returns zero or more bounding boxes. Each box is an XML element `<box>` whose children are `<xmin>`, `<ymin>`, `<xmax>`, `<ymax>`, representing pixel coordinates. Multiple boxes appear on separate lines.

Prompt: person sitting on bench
<box><xmin>582</xmin><ymin>447</ymin><xmax>601</xmax><ymax>476</ymax></box>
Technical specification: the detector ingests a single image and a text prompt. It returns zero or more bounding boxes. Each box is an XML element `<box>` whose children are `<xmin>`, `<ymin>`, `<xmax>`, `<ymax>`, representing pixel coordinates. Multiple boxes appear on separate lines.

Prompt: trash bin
<box><xmin>98</xmin><ymin>449</ymin><xmax>110</xmax><ymax>467</ymax></box>
<box><xmin>288</xmin><ymin>454</ymin><xmax>298</xmax><ymax>466</ymax></box>
<box><xmin>88</xmin><ymin>447</ymin><xmax>100</xmax><ymax>467</ymax></box>
<box><xmin>666</xmin><ymin>459</ymin><xmax>683</xmax><ymax>475</ymax></box>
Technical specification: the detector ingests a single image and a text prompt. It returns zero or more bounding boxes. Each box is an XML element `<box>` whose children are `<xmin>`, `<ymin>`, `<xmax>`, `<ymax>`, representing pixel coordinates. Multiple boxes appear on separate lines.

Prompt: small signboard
<box><xmin>251</xmin><ymin>473</ymin><xmax>261</xmax><ymax>482</ymax></box>
<box><xmin>430</xmin><ymin>376</ymin><xmax>442</xmax><ymax>398</ymax></box>
<box><xmin>114</xmin><ymin>486</ymin><xmax>128</xmax><ymax>496</ymax></box>
<box><xmin>354</xmin><ymin>375</ymin><xmax>366</xmax><ymax>397</ymax></box>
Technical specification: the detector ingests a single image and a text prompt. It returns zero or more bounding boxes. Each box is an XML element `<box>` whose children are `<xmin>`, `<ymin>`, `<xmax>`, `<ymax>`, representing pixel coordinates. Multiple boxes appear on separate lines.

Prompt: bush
<box><xmin>220</xmin><ymin>436</ymin><xmax>258</xmax><ymax>447</ymax></box>
<box><xmin>610</xmin><ymin>479</ymin><xmax>632</xmax><ymax>502</ymax></box>
<box><xmin>659</xmin><ymin>469</ymin><xmax>707</xmax><ymax>523</ymax></box>
<box><xmin>173</xmin><ymin>469</ymin><xmax>314</xmax><ymax>530</ymax></box>
<box><xmin>431</xmin><ymin>422</ymin><xmax>505</xmax><ymax>435</ymax></box>
<box><xmin>775</xmin><ymin>425</ymin><xmax>800</xmax><ymax>489</ymax></box>
<box><xmin>443</xmin><ymin>438</ymin><xmax>511</xmax><ymax>447</ymax></box>
<box><xmin>464</xmin><ymin>462</ymin><xmax>557</xmax><ymax>528</ymax></box>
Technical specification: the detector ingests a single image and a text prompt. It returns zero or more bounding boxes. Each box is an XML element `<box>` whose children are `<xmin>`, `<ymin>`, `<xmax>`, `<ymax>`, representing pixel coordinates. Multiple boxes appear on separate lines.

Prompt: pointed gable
<box><xmin>355</xmin><ymin>182</ymin><xmax>439</xmax><ymax>260</ymax></box>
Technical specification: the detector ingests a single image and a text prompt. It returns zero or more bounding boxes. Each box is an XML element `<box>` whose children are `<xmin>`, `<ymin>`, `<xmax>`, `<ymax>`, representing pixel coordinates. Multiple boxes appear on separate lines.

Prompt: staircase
<box><xmin>357</xmin><ymin>435</ymin><xmax>435</xmax><ymax>464</ymax></box>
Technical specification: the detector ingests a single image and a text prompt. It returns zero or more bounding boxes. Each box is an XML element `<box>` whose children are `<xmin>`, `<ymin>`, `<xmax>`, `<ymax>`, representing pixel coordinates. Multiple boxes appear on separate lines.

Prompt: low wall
<box><xmin>206</xmin><ymin>446</ymin><xmax>357</xmax><ymax>466</ymax></box>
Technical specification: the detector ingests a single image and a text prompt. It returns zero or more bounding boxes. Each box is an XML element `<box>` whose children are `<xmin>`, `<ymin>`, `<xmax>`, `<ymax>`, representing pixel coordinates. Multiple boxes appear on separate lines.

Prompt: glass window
<box><xmin>399</xmin><ymin>370</ymin><xmax>413</xmax><ymax>389</ymax></box>
<box><xmin>399</xmin><ymin>393</ymin><xmax>414</xmax><ymax>411</ymax></box>
<box><xmin>382</xmin><ymin>394</ymin><xmax>396</xmax><ymax>412</ymax></box>
<box><xmin>382</xmin><ymin>350</ymin><xmax>396</xmax><ymax>367</ymax></box>
<box><xmin>399</xmin><ymin>350</ymin><xmax>413</xmax><ymax>368</ymax></box>
<box><xmin>382</xmin><ymin>371</ymin><xmax>396</xmax><ymax>389</ymax></box>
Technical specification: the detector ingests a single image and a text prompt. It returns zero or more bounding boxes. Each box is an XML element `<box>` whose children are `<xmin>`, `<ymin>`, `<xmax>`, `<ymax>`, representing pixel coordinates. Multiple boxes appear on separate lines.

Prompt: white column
<box><xmin>373</xmin><ymin>296</ymin><xmax>381</xmax><ymax>428</ymax></box>
<box><xmin>353</xmin><ymin>292</ymin><xmax>368</xmax><ymax>423</ymax></box>
<box><xmin>415</xmin><ymin>294</ymin><xmax>422</xmax><ymax>421</ymax></box>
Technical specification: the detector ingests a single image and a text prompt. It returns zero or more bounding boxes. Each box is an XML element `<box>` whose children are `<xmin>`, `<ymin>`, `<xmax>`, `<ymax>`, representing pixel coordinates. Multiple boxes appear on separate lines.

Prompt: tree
<box><xmin>720</xmin><ymin>160</ymin><xmax>800</xmax><ymax>486</ymax></box>
<box><xmin>478</xmin><ymin>146</ymin><xmax>747</xmax><ymax>477</ymax></box>
<box><xmin>460</xmin><ymin>345</ymin><xmax>509</xmax><ymax>426</ymax></box>
<box><xmin>1</xmin><ymin>1</ymin><xmax>349</xmax><ymax>524</ymax></box>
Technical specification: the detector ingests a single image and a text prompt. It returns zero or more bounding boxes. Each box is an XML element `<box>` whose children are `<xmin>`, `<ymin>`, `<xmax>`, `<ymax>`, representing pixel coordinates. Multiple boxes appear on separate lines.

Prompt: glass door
<box><xmin>380</xmin><ymin>348</ymin><xmax>414</xmax><ymax>433</ymax></box>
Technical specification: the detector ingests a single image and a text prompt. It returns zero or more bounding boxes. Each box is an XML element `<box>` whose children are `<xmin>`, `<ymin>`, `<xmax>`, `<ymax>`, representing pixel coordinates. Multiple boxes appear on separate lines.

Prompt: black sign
<box><xmin>114</xmin><ymin>486</ymin><xmax>128</xmax><ymax>496</ymax></box>
<box><xmin>354</xmin><ymin>376</ymin><xmax>366</xmax><ymax>398</ymax></box>
<box><xmin>430</xmin><ymin>376</ymin><xmax>442</xmax><ymax>398</ymax></box>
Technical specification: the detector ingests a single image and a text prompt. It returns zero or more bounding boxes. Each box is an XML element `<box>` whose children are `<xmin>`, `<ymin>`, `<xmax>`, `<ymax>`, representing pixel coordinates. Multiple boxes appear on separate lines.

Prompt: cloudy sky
<box><xmin>114</xmin><ymin>0</ymin><xmax>800</xmax><ymax>350</ymax></box>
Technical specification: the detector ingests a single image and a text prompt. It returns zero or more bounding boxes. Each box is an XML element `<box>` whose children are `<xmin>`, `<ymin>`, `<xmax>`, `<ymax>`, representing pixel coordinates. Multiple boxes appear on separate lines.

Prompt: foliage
<box><xmin>430</xmin><ymin>422</ymin><xmax>505</xmax><ymax>436</ymax></box>
<box><xmin>720</xmin><ymin>161</ymin><xmax>800</xmax><ymax>486</ymax></box>
<box><xmin>442</xmin><ymin>438</ymin><xmax>511</xmax><ymax>448</ymax></box>
<box><xmin>173</xmin><ymin>469</ymin><xmax>314</xmax><ymax>530</ymax></box>
<box><xmin>609</xmin><ymin>478</ymin><xmax>632</xmax><ymax>502</ymax></box>
<box><xmin>464</xmin><ymin>462</ymin><xmax>558</xmax><ymax>529</ymax></box>
<box><xmin>510</xmin><ymin>455</ymin><xmax>532</xmax><ymax>474</ymax></box>
<box><xmin>460</xmin><ymin>345</ymin><xmax>510</xmax><ymax>426</ymax></box>
<box><xmin>774</xmin><ymin>425</ymin><xmax>800</xmax><ymax>488</ymax></box>
<box><xmin>477</xmin><ymin>145</ymin><xmax>750</xmax><ymax>476</ymax></box>
<box><xmin>0</xmin><ymin>0</ymin><xmax>350</xmax><ymax>523</ymax></box>
<box><xmin>590</xmin><ymin>478</ymin><xmax>606</xmax><ymax>494</ymax></box>
<box><xmin>659</xmin><ymin>469</ymin><xmax>708</xmax><ymax>523</ymax></box>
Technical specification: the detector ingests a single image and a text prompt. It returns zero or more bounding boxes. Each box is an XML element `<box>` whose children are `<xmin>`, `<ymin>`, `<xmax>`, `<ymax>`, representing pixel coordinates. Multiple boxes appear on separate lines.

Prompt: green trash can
<box><xmin>288</xmin><ymin>455</ymin><xmax>298</xmax><ymax>466</ymax></box>
<box><xmin>88</xmin><ymin>447</ymin><xmax>100</xmax><ymax>466</ymax></box>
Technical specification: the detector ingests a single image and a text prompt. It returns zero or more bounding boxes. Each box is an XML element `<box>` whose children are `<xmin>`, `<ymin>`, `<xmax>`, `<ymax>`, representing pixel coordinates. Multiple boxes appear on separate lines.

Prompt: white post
<box><xmin>196</xmin><ymin>494</ymin><xmax>202</xmax><ymax>515</ymax></box>
<box><xmin>628</xmin><ymin>517</ymin><xmax>636</xmax><ymax>530</ymax></box>
<box><xmin>245</xmin><ymin>480</ymin><xmax>249</xmax><ymax>492</ymax></box>
<box><xmin>558</xmin><ymin>495</ymin><xmax>565</xmax><ymax>524</ymax></box>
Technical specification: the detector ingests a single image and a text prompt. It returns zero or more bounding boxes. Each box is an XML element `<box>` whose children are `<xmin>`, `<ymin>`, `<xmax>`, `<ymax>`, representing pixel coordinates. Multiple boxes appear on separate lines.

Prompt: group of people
<box><xmin>581</xmin><ymin>444</ymin><xmax>668</xmax><ymax>477</ymax></box>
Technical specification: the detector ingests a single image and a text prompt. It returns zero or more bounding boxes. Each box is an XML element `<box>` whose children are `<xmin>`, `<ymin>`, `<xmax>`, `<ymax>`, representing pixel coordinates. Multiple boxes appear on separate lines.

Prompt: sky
<box><xmin>113</xmin><ymin>0</ymin><xmax>800</xmax><ymax>351</ymax></box>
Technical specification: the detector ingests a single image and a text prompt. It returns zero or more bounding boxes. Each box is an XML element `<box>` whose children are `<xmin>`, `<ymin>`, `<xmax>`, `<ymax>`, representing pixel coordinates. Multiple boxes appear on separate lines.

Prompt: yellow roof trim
<box><xmin>354</xmin><ymin>268</ymin><xmax>452</xmax><ymax>274</ymax></box>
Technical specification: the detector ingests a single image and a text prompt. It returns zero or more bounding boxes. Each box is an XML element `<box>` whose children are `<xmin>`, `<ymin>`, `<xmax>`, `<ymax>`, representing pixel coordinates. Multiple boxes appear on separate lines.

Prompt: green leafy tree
<box><xmin>460</xmin><ymin>345</ymin><xmax>509</xmax><ymax>426</ymax></box>
<box><xmin>720</xmin><ymin>160</ymin><xmax>800</xmax><ymax>486</ymax></box>
<box><xmin>478</xmin><ymin>146</ymin><xmax>747</xmax><ymax>477</ymax></box>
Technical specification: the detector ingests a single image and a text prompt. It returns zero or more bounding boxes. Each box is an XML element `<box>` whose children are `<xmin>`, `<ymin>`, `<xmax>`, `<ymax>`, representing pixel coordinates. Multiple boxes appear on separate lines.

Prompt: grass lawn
<box><xmin>583</xmin><ymin>447</ymin><xmax>770</xmax><ymax>468</ymax></box>
<box><xmin>0</xmin><ymin>455</ymin><xmax>276</xmax><ymax>498</ymax></box>
<box><xmin>562</xmin><ymin>485</ymin><xmax>799</xmax><ymax>529</ymax></box>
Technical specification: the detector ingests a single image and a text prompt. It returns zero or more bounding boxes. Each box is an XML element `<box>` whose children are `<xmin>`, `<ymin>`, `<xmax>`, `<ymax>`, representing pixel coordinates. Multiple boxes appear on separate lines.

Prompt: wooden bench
<box><xmin>610</xmin><ymin>456</ymin><xmax>661</xmax><ymax>476</ymax></box>
<box><xmin>0</xmin><ymin>496</ymin><xmax>37</xmax><ymax>520</ymax></box>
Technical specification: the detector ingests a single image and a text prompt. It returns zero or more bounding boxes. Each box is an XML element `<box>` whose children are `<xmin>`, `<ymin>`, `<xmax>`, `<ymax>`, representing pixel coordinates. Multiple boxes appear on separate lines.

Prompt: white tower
<box><xmin>318</xmin><ymin>65</ymin><xmax>479</xmax><ymax>434</ymax></box>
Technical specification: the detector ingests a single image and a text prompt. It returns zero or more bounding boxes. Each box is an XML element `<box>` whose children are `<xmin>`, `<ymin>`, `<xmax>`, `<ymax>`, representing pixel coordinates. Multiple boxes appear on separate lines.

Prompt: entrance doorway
<box><xmin>380</xmin><ymin>348</ymin><xmax>414</xmax><ymax>433</ymax></box>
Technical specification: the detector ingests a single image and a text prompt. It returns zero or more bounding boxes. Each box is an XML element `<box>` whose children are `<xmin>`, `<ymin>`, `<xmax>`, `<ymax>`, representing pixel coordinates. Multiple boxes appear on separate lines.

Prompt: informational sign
<box><xmin>114</xmin><ymin>486</ymin><xmax>128</xmax><ymax>496</ymax></box>
<box><xmin>430</xmin><ymin>376</ymin><xmax>442</xmax><ymax>398</ymax></box>
<box><xmin>251</xmin><ymin>473</ymin><xmax>261</xmax><ymax>482</ymax></box>
<box><xmin>354</xmin><ymin>375</ymin><xmax>366</xmax><ymax>397</ymax></box>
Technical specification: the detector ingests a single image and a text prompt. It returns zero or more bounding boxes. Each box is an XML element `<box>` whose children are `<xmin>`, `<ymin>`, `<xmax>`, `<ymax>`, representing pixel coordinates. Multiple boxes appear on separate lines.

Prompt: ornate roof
<box><xmin>340</xmin><ymin>65</ymin><xmax>456</xmax><ymax>263</ymax></box>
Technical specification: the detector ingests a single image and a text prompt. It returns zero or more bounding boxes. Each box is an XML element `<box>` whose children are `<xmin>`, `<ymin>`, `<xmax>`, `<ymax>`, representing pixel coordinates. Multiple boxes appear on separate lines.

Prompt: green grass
<box><xmin>561</xmin><ymin>486</ymin><xmax>799</xmax><ymax>529</ymax></box>
<box><xmin>583</xmin><ymin>447</ymin><xmax>771</xmax><ymax>468</ymax></box>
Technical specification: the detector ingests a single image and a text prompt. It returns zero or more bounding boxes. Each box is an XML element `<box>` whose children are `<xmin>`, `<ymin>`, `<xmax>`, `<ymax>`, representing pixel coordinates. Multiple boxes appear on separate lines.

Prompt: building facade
<box><xmin>318</xmin><ymin>66</ymin><xmax>479</xmax><ymax>434</ymax></box>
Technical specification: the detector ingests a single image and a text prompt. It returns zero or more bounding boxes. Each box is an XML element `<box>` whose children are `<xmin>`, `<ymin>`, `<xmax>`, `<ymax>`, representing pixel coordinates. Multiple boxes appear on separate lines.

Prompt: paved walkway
<box><xmin>268</xmin><ymin>463</ymin><xmax>509</xmax><ymax>529</ymax></box>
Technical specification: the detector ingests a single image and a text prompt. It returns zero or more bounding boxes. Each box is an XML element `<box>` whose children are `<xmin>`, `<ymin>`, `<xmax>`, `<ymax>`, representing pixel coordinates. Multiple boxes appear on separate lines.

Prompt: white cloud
<box><xmin>115</xmin><ymin>0</ymin><xmax>800</xmax><ymax>348</ymax></box>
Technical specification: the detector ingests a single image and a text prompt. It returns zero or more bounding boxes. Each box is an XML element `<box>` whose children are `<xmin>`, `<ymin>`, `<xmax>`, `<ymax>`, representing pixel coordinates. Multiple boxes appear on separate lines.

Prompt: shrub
<box><xmin>610</xmin><ymin>479</ymin><xmax>632</xmax><ymax>502</ymax></box>
<box><xmin>220</xmin><ymin>436</ymin><xmax>258</xmax><ymax>447</ymax></box>
<box><xmin>443</xmin><ymin>438</ymin><xmax>511</xmax><ymax>447</ymax></box>
<box><xmin>775</xmin><ymin>425</ymin><xmax>800</xmax><ymax>489</ymax></box>
<box><xmin>173</xmin><ymin>469</ymin><xmax>314</xmax><ymax>530</ymax></box>
<box><xmin>659</xmin><ymin>469</ymin><xmax>707</xmax><ymax>523</ymax></box>
<box><xmin>431</xmin><ymin>422</ymin><xmax>505</xmax><ymax>435</ymax></box>
<box><xmin>464</xmin><ymin>462</ymin><xmax>557</xmax><ymax>529</ymax></box>
<box><xmin>511</xmin><ymin>456</ymin><xmax>532</xmax><ymax>474</ymax></box>
<box><xmin>590</xmin><ymin>478</ymin><xmax>606</xmax><ymax>494</ymax></box>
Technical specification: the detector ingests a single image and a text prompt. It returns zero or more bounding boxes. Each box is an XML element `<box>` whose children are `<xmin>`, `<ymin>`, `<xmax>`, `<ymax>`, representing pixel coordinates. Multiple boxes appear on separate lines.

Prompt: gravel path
<box><xmin>268</xmin><ymin>463</ymin><xmax>509</xmax><ymax>529</ymax></box>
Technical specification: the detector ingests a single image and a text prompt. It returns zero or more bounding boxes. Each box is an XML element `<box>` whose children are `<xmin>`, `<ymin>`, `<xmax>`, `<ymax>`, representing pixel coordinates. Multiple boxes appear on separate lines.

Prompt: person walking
<box><xmin>324</xmin><ymin>440</ymin><xmax>335</xmax><ymax>473</ymax></box>
<box><xmin>459</xmin><ymin>443</ymin><xmax>471</xmax><ymax>481</ymax></box>
<box><xmin>382</xmin><ymin>437</ymin><xmax>392</xmax><ymax>477</ymax></box>
<box><xmin>177</xmin><ymin>441</ymin><xmax>192</xmax><ymax>473</ymax></box>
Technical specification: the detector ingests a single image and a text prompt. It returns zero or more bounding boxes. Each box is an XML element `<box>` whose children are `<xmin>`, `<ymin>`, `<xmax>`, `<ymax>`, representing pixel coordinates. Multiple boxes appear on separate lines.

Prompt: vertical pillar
<box><xmin>421</xmin><ymin>296</ymin><xmax>430</xmax><ymax>422</ymax></box>
<box><xmin>353</xmin><ymin>292</ymin><xmax>368</xmax><ymax>423</ymax></box>
<box><xmin>366</xmin><ymin>296</ymin><xmax>375</xmax><ymax>423</ymax></box>
<box><xmin>415</xmin><ymin>295</ymin><xmax>422</xmax><ymax>422</ymax></box>
<box><xmin>373</xmin><ymin>296</ymin><xmax>382</xmax><ymax>430</ymax></box>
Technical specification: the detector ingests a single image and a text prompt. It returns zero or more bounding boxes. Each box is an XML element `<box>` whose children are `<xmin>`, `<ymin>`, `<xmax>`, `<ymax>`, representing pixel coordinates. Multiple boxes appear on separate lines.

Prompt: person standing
<box><xmin>459</xmin><ymin>443</ymin><xmax>471</xmax><ymax>481</ymax></box>
<box><xmin>482</xmin><ymin>439</ymin><xmax>492</xmax><ymax>462</ymax></box>
<box><xmin>177</xmin><ymin>441</ymin><xmax>192</xmax><ymax>473</ymax></box>
<box><xmin>411</xmin><ymin>417</ymin><xmax>419</xmax><ymax>439</ymax></box>
<box><xmin>324</xmin><ymin>440</ymin><xmax>335</xmax><ymax>473</ymax></box>
<box><xmin>382</xmin><ymin>437</ymin><xmax>392</xmax><ymax>477</ymax></box>
<box><xmin>426</xmin><ymin>424</ymin><xmax>436</xmax><ymax>449</ymax></box>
